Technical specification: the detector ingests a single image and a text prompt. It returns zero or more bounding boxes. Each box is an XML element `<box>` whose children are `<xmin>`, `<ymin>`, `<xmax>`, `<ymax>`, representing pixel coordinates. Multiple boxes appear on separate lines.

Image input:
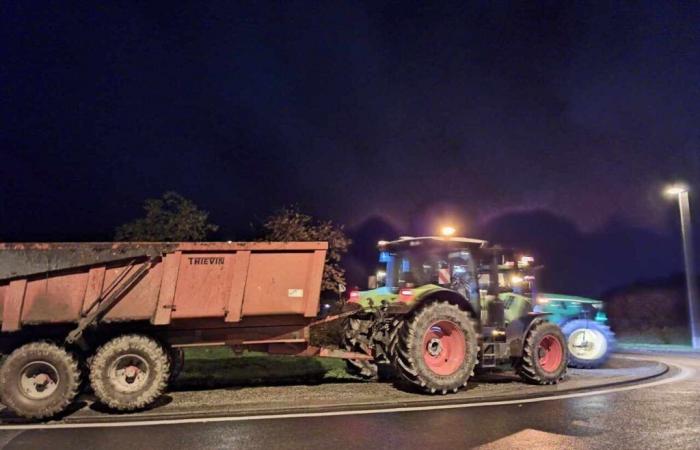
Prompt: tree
<box><xmin>262</xmin><ymin>207</ymin><xmax>351</xmax><ymax>294</ymax></box>
<box><xmin>115</xmin><ymin>192</ymin><xmax>218</xmax><ymax>241</ymax></box>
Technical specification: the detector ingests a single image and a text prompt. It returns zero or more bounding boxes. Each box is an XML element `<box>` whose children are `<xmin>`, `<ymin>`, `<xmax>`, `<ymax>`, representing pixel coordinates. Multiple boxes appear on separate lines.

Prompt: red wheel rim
<box><xmin>422</xmin><ymin>320</ymin><xmax>466</xmax><ymax>376</ymax></box>
<box><xmin>538</xmin><ymin>334</ymin><xmax>563</xmax><ymax>373</ymax></box>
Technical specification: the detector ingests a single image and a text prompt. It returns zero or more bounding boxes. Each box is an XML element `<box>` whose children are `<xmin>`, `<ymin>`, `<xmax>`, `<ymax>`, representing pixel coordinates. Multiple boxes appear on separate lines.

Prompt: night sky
<box><xmin>2</xmin><ymin>2</ymin><xmax>699</xmax><ymax>296</ymax></box>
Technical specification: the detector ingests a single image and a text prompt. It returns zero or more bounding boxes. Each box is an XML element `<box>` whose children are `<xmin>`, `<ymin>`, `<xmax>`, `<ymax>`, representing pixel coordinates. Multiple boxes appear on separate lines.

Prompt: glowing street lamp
<box><xmin>440</xmin><ymin>226</ymin><xmax>456</xmax><ymax>237</ymax></box>
<box><xmin>664</xmin><ymin>183</ymin><xmax>700</xmax><ymax>349</ymax></box>
<box><xmin>665</xmin><ymin>184</ymin><xmax>690</xmax><ymax>197</ymax></box>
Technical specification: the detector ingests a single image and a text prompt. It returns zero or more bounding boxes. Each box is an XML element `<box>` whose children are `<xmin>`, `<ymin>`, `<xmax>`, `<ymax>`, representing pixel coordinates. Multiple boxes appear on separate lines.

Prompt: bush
<box><xmin>603</xmin><ymin>274</ymin><xmax>695</xmax><ymax>334</ymax></box>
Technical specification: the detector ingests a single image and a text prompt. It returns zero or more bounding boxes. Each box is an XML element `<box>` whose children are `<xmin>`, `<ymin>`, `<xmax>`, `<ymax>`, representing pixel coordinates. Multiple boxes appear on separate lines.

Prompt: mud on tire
<box><xmin>515</xmin><ymin>320</ymin><xmax>567</xmax><ymax>385</ymax></box>
<box><xmin>342</xmin><ymin>318</ymin><xmax>379</xmax><ymax>379</ymax></box>
<box><xmin>392</xmin><ymin>301</ymin><xmax>478</xmax><ymax>394</ymax></box>
<box><xmin>0</xmin><ymin>342</ymin><xmax>81</xmax><ymax>419</ymax></box>
<box><xmin>89</xmin><ymin>334</ymin><xmax>170</xmax><ymax>411</ymax></box>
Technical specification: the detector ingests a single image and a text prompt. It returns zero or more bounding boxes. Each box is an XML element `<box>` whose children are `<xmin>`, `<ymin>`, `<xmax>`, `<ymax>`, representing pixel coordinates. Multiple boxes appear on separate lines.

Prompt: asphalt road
<box><xmin>0</xmin><ymin>352</ymin><xmax>697</xmax><ymax>449</ymax></box>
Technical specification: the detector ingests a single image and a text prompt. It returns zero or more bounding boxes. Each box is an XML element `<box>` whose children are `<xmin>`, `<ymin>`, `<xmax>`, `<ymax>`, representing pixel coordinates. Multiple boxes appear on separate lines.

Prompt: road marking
<box><xmin>0</xmin><ymin>358</ymin><xmax>693</xmax><ymax>431</ymax></box>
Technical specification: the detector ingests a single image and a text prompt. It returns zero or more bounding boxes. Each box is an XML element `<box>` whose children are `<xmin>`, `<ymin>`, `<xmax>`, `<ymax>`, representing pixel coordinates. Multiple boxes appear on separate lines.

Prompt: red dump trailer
<box><xmin>0</xmin><ymin>242</ymin><xmax>366</xmax><ymax>419</ymax></box>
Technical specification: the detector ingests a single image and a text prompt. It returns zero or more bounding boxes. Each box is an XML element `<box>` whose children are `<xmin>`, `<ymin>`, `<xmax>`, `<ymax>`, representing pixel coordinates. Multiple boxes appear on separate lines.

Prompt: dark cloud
<box><xmin>1</xmin><ymin>2</ymin><xmax>698</xmax><ymax>292</ymax></box>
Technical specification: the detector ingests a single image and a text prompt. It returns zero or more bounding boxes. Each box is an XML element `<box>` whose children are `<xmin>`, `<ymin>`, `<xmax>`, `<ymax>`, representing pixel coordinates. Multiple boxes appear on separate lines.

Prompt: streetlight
<box><xmin>665</xmin><ymin>183</ymin><xmax>700</xmax><ymax>349</ymax></box>
<box><xmin>440</xmin><ymin>226</ymin><xmax>456</xmax><ymax>237</ymax></box>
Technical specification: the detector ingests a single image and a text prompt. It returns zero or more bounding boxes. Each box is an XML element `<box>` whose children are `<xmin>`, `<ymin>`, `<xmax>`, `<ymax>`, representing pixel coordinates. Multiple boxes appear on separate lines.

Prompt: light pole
<box><xmin>665</xmin><ymin>184</ymin><xmax>700</xmax><ymax>349</ymax></box>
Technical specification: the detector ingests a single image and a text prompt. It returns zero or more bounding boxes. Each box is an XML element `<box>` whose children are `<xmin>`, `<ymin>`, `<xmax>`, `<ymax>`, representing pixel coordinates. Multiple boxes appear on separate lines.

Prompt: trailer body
<box><xmin>0</xmin><ymin>242</ymin><xmax>328</xmax><ymax>352</ymax></box>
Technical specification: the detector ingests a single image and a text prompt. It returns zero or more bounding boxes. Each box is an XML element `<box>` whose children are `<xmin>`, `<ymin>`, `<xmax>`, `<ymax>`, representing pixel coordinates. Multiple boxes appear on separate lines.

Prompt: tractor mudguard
<box><xmin>407</xmin><ymin>287</ymin><xmax>478</xmax><ymax>321</ymax></box>
<box><xmin>505</xmin><ymin>313</ymin><xmax>551</xmax><ymax>358</ymax></box>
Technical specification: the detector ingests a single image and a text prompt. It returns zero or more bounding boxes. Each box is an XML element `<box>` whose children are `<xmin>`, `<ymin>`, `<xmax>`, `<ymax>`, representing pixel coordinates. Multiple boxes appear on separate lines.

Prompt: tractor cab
<box><xmin>478</xmin><ymin>249</ymin><xmax>539</xmax><ymax>325</ymax></box>
<box><xmin>354</xmin><ymin>236</ymin><xmax>536</xmax><ymax>331</ymax></box>
<box><xmin>356</xmin><ymin>236</ymin><xmax>487</xmax><ymax>316</ymax></box>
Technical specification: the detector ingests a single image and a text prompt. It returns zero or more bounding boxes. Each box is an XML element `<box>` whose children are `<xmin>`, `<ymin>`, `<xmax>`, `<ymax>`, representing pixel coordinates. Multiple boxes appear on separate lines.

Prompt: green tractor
<box><xmin>342</xmin><ymin>236</ymin><xmax>568</xmax><ymax>393</ymax></box>
<box><xmin>496</xmin><ymin>262</ymin><xmax>616</xmax><ymax>369</ymax></box>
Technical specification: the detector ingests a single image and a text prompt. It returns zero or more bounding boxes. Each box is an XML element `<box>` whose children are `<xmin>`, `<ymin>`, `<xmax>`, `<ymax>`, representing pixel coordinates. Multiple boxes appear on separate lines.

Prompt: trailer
<box><xmin>0</xmin><ymin>242</ymin><xmax>367</xmax><ymax>419</ymax></box>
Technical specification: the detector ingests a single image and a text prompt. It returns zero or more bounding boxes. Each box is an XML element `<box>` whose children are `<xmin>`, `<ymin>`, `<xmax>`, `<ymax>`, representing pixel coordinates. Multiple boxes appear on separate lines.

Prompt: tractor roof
<box><xmin>378</xmin><ymin>236</ymin><xmax>488</xmax><ymax>252</ymax></box>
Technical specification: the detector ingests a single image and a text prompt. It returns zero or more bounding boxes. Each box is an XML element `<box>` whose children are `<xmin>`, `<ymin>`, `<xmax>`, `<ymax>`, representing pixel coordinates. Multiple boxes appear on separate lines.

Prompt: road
<box><xmin>0</xmin><ymin>352</ymin><xmax>697</xmax><ymax>449</ymax></box>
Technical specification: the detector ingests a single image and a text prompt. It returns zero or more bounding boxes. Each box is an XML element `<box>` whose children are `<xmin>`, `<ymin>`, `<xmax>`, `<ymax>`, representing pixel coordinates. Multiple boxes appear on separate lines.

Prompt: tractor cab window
<box><xmin>380</xmin><ymin>248</ymin><xmax>476</xmax><ymax>298</ymax></box>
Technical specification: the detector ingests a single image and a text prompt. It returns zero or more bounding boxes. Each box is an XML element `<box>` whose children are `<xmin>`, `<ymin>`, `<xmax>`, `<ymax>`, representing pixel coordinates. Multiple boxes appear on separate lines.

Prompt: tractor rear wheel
<box><xmin>0</xmin><ymin>342</ymin><xmax>81</xmax><ymax>419</ymax></box>
<box><xmin>342</xmin><ymin>318</ymin><xmax>379</xmax><ymax>379</ymax></box>
<box><xmin>562</xmin><ymin>320</ymin><xmax>615</xmax><ymax>369</ymax></box>
<box><xmin>515</xmin><ymin>321</ymin><xmax>567</xmax><ymax>384</ymax></box>
<box><xmin>89</xmin><ymin>334</ymin><xmax>170</xmax><ymax>411</ymax></box>
<box><xmin>393</xmin><ymin>301</ymin><xmax>477</xmax><ymax>394</ymax></box>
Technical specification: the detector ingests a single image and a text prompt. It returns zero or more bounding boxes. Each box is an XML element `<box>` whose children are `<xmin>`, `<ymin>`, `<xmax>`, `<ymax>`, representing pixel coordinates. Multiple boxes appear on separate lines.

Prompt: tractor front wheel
<box><xmin>393</xmin><ymin>301</ymin><xmax>477</xmax><ymax>394</ymax></box>
<box><xmin>515</xmin><ymin>320</ymin><xmax>567</xmax><ymax>385</ymax></box>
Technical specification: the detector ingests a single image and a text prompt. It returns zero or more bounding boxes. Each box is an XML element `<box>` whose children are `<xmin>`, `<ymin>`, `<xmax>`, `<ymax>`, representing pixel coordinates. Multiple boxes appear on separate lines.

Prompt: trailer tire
<box><xmin>393</xmin><ymin>301</ymin><xmax>477</xmax><ymax>394</ymax></box>
<box><xmin>562</xmin><ymin>320</ymin><xmax>615</xmax><ymax>369</ymax></box>
<box><xmin>515</xmin><ymin>320</ymin><xmax>567</xmax><ymax>385</ymax></box>
<box><xmin>0</xmin><ymin>342</ymin><xmax>81</xmax><ymax>419</ymax></box>
<box><xmin>90</xmin><ymin>335</ymin><xmax>170</xmax><ymax>411</ymax></box>
<box><xmin>168</xmin><ymin>347</ymin><xmax>185</xmax><ymax>383</ymax></box>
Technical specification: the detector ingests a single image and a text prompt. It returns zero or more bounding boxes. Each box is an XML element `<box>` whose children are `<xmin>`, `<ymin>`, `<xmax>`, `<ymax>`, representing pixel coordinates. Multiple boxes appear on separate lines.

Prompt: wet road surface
<box><xmin>0</xmin><ymin>353</ymin><xmax>697</xmax><ymax>449</ymax></box>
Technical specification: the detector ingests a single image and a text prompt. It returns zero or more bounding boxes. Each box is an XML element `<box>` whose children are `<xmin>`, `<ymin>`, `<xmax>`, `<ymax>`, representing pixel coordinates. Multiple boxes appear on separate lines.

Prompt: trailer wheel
<box><xmin>0</xmin><ymin>342</ymin><xmax>81</xmax><ymax>419</ymax></box>
<box><xmin>515</xmin><ymin>320</ymin><xmax>567</xmax><ymax>385</ymax></box>
<box><xmin>168</xmin><ymin>347</ymin><xmax>185</xmax><ymax>383</ymax></box>
<box><xmin>393</xmin><ymin>301</ymin><xmax>477</xmax><ymax>394</ymax></box>
<box><xmin>562</xmin><ymin>320</ymin><xmax>616</xmax><ymax>369</ymax></box>
<box><xmin>89</xmin><ymin>335</ymin><xmax>170</xmax><ymax>411</ymax></box>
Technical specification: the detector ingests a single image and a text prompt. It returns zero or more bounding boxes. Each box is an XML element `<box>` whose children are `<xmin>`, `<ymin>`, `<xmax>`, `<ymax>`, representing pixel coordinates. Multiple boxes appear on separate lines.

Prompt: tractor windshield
<box><xmin>381</xmin><ymin>247</ymin><xmax>477</xmax><ymax>298</ymax></box>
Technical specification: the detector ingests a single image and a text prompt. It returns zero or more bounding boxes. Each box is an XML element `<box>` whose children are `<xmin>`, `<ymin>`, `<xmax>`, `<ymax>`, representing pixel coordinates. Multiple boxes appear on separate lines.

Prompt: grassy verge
<box><xmin>614</xmin><ymin>326</ymin><xmax>690</xmax><ymax>346</ymax></box>
<box><xmin>172</xmin><ymin>347</ymin><xmax>357</xmax><ymax>391</ymax></box>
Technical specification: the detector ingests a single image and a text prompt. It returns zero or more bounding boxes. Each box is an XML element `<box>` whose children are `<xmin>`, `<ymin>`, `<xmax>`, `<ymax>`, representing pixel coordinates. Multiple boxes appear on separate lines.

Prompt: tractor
<box><xmin>495</xmin><ymin>258</ymin><xmax>616</xmax><ymax>368</ymax></box>
<box><xmin>342</xmin><ymin>236</ymin><xmax>568</xmax><ymax>394</ymax></box>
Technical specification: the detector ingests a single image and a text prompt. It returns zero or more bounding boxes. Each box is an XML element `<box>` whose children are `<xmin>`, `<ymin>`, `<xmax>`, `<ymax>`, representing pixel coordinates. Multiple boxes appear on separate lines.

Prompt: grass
<box><xmin>614</xmin><ymin>326</ymin><xmax>691</xmax><ymax>346</ymax></box>
<box><xmin>172</xmin><ymin>347</ymin><xmax>356</xmax><ymax>390</ymax></box>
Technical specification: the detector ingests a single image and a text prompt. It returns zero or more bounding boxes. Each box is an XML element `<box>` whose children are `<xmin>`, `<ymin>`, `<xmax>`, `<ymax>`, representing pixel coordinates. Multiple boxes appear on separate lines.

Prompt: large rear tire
<box><xmin>0</xmin><ymin>342</ymin><xmax>81</xmax><ymax>419</ymax></box>
<box><xmin>89</xmin><ymin>334</ymin><xmax>170</xmax><ymax>411</ymax></box>
<box><xmin>342</xmin><ymin>318</ymin><xmax>379</xmax><ymax>379</ymax></box>
<box><xmin>515</xmin><ymin>320</ymin><xmax>567</xmax><ymax>385</ymax></box>
<box><xmin>393</xmin><ymin>301</ymin><xmax>477</xmax><ymax>394</ymax></box>
<box><xmin>562</xmin><ymin>320</ymin><xmax>615</xmax><ymax>369</ymax></box>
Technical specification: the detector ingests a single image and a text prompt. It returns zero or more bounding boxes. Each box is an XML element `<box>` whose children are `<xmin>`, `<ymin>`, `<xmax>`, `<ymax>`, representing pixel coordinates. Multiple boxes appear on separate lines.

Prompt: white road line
<box><xmin>0</xmin><ymin>359</ymin><xmax>693</xmax><ymax>431</ymax></box>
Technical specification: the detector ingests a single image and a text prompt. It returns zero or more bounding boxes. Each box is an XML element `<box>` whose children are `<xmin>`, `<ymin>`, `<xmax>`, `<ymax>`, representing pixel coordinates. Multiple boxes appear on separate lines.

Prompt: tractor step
<box><xmin>479</xmin><ymin>342</ymin><xmax>507</xmax><ymax>367</ymax></box>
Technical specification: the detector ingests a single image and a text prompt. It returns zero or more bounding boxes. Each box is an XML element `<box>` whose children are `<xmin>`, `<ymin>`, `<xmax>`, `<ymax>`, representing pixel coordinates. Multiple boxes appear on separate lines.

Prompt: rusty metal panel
<box><xmin>2</xmin><ymin>279</ymin><xmax>27</xmax><ymax>332</ymax></box>
<box><xmin>241</xmin><ymin>252</ymin><xmax>317</xmax><ymax>317</ymax></box>
<box><xmin>102</xmin><ymin>262</ymin><xmax>162</xmax><ymax>321</ymax></box>
<box><xmin>152</xmin><ymin>252</ymin><xmax>181</xmax><ymax>325</ymax></box>
<box><xmin>225</xmin><ymin>251</ymin><xmax>250</xmax><ymax>323</ymax></box>
<box><xmin>22</xmin><ymin>272</ymin><xmax>86</xmax><ymax>324</ymax></box>
<box><xmin>0</xmin><ymin>242</ymin><xmax>329</xmax><ymax>328</ymax></box>
<box><xmin>171</xmin><ymin>252</ymin><xmax>236</xmax><ymax>319</ymax></box>
<box><xmin>0</xmin><ymin>243</ymin><xmax>175</xmax><ymax>281</ymax></box>
<box><xmin>171</xmin><ymin>242</ymin><xmax>328</xmax><ymax>252</ymax></box>
<box><xmin>0</xmin><ymin>284</ymin><xmax>6</xmax><ymax>318</ymax></box>
<box><xmin>82</xmin><ymin>266</ymin><xmax>106</xmax><ymax>314</ymax></box>
<box><xmin>304</xmin><ymin>250</ymin><xmax>326</xmax><ymax>317</ymax></box>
